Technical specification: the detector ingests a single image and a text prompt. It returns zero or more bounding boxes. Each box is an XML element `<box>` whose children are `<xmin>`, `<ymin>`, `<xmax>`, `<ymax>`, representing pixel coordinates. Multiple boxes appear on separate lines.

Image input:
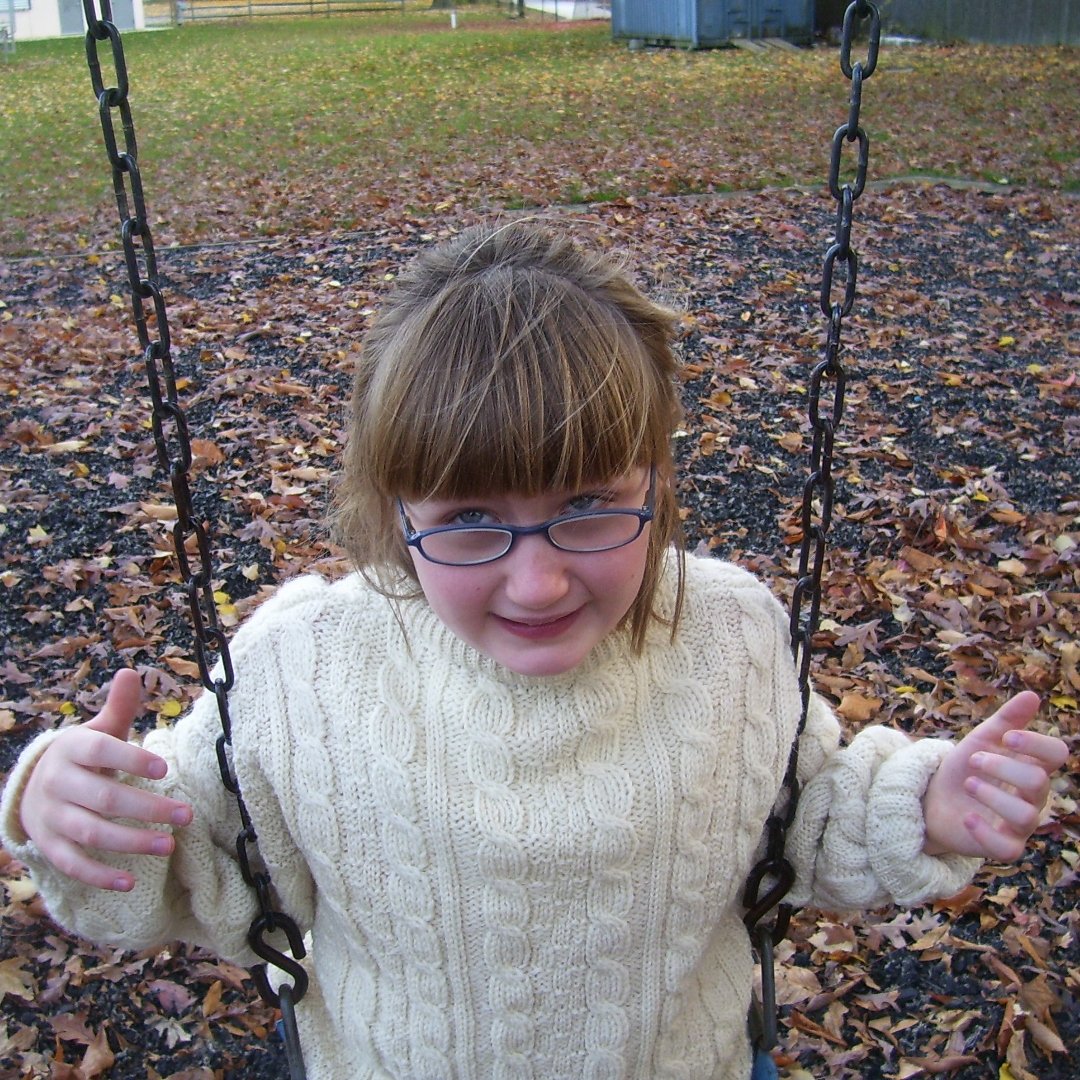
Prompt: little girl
<box><xmin>3</xmin><ymin>222</ymin><xmax>1067</xmax><ymax>1080</ymax></box>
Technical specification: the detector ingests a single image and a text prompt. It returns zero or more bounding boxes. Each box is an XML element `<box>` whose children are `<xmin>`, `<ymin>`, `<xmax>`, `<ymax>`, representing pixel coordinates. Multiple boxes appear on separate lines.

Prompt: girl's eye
<box><xmin>563</xmin><ymin>491</ymin><xmax>611</xmax><ymax>516</ymax></box>
<box><xmin>449</xmin><ymin>508</ymin><xmax>494</xmax><ymax>527</ymax></box>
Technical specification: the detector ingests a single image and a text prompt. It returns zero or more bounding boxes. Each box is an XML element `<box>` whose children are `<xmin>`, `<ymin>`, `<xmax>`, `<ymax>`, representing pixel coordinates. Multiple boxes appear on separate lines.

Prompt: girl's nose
<box><xmin>502</xmin><ymin>533</ymin><xmax>572</xmax><ymax>610</ymax></box>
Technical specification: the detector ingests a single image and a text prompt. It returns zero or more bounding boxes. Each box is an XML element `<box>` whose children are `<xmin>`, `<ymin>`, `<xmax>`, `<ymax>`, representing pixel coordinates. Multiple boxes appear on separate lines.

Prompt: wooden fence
<box><xmin>145</xmin><ymin>0</ymin><xmax>404</xmax><ymax>26</ymax></box>
<box><xmin>882</xmin><ymin>0</ymin><xmax>1079</xmax><ymax>45</ymax></box>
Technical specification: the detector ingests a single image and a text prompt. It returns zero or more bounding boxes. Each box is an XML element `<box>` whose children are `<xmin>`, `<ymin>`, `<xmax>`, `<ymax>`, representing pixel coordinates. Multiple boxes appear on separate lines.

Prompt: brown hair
<box><xmin>332</xmin><ymin>220</ymin><xmax>685</xmax><ymax>649</ymax></box>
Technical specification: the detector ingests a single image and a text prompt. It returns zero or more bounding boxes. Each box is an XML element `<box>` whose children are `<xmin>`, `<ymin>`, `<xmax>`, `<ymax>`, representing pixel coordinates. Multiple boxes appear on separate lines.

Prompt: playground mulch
<box><xmin>1</xmin><ymin>183</ymin><xmax>1077</xmax><ymax>1078</ymax></box>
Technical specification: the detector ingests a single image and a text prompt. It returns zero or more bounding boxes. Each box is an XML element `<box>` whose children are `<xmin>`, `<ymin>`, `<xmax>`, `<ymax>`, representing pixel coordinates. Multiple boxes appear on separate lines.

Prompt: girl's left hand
<box><xmin>922</xmin><ymin>691</ymin><xmax>1069</xmax><ymax>860</ymax></box>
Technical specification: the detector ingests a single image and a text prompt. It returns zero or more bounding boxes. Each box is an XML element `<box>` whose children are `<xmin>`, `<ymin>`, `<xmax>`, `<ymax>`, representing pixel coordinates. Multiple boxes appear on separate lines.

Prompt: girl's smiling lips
<box><xmin>494</xmin><ymin>609</ymin><xmax>582</xmax><ymax>639</ymax></box>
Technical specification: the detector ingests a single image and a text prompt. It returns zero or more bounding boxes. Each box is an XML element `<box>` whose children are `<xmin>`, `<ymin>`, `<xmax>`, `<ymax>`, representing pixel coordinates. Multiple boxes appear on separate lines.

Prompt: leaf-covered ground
<box><xmin>1</xmin><ymin>12</ymin><xmax>1079</xmax><ymax>1078</ymax></box>
<box><xmin>2</xmin><ymin>181</ymin><xmax>1077</xmax><ymax>1078</ymax></box>
<box><xmin>2</xmin><ymin>18</ymin><xmax>1079</xmax><ymax>257</ymax></box>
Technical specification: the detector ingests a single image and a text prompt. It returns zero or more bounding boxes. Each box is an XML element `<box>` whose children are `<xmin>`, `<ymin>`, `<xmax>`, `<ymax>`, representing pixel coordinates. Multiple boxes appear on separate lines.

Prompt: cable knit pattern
<box><xmin>465</xmin><ymin>679</ymin><xmax>536</xmax><ymax>1078</ymax></box>
<box><xmin>577</xmin><ymin>671</ymin><xmax>634</xmax><ymax>1080</ymax></box>
<box><xmin>1</xmin><ymin>553</ymin><xmax>982</xmax><ymax>1080</ymax></box>
<box><xmin>371</xmin><ymin>652</ymin><xmax>451</xmax><ymax>1074</ymax></box>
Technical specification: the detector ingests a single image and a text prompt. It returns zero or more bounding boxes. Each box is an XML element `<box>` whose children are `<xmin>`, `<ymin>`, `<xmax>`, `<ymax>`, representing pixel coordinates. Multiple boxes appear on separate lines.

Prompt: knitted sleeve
<box><xmin>787</xmin><ymin>697</ymin><xmax>982</xmax><ymax>910</ymax></box>
<box><xmin>0</xmin><ymin>574</ymin><xmax>328</xmax><ymax>962</ymax></box>
<box><xmin>685</xmin><ymin>555</ymin><xmax>983</xmax><ymax>912</ymax></box>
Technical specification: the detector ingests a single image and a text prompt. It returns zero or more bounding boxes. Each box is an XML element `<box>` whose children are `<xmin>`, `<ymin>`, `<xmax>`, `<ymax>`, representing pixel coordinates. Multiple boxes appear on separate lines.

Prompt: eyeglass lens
<box><xmin>419</xmin><ymin>512</ymin><xmax>644</xmax><ymax>565</ymax></box>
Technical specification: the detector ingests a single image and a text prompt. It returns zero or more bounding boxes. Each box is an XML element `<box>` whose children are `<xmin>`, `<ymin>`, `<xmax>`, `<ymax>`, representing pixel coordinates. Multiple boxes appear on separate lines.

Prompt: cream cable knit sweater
<box><xmin>2</xmin><ymin>555</ymin><xmax>979</xmax><ymax>1079</ymax></box>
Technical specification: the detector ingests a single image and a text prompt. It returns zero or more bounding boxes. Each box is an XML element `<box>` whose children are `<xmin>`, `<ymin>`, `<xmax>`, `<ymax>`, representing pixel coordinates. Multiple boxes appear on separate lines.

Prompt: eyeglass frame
<box><xmin>397</xmin><ymin>466</ymin><xmax>657</xmax><ymax>567</ymax></box>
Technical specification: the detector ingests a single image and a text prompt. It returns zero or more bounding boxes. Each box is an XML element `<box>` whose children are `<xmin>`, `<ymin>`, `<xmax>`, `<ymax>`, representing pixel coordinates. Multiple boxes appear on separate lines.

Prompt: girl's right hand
<box><xmin>19</xmin><ymin>668</ymin><xmax>194</xmax><ymax>892</ymax></box>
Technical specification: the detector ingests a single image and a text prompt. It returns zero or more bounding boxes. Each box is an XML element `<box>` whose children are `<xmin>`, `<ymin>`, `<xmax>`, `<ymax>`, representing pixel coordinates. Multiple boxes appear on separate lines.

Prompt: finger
<box><xmin>69</xmin><ymin>728</ymin><xmax>170</xmax><ymax>783</ymax></box>
<box><xmin>961</xmin><ymin>813</ymin><xmax>1027</xmax><ymax>864</ymax></box>
<box><xmin>84</xmin><ymin>668</ymin><xmax>144</xmax><ymax>742</ymax></box>
<box><xmin>963</xmin><ymin>776</ymin><xmax>1043</xmax><ymax>837</ymax></box>
<box><xmin>1000</xmin><ymin>730</ymin><xmax>1069</xmax><ymax>770</ymax></box>
<box><xmin>65</xmin><ymin>771</ymin><xmax>193</xmax><ymax>828</ymax></box>
<box><xmin>978</xmin><ymin>691</ymin><xmax>1041</xmax><ymax>740</ymax></box>
<box><xmin>971</xmin><ymin>751</ymin><xmax>1053</xmax><ymax>801</ymax></box>
<box><xmin>37</xmin><ymin>834</ymin><xmax>139</xmax><ymax>893</ymax></box>
<box><xmin>54</xmin><ymin>803</ymin><xmax>178</xmax><ymax>859</ymax></box>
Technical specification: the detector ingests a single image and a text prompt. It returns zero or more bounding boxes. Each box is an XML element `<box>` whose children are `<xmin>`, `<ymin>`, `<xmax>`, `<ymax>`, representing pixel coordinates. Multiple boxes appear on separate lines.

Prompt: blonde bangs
<box><xmin>367</xmin><ymin>273</ymin><xmax>670</xmax><ymax>502</ymax></box>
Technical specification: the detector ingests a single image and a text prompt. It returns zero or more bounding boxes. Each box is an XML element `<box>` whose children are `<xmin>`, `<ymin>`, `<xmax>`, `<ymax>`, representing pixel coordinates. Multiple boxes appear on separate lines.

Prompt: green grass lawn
<box><xmin>1</xmin><ymin>7</ymin><xmax>1077</xmax><ymax>254</ymax></box>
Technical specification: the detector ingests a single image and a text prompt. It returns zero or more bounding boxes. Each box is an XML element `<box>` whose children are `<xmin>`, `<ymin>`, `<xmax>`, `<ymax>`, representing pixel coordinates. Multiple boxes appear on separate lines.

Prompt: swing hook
<box><xmin>249</xmin><ymin>912</ymin><xmax>310</xmax><ymax>1009</ymax></box>
<box><xmin>742</xmin><ymin>856</ymin><xmax>796</xmax><ymax>938</ymax></box>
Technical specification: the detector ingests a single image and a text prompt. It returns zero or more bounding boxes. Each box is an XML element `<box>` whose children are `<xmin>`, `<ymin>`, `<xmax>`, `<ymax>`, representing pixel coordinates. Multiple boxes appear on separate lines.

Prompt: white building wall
<box><xmin>9</xmin><ymin>0</ymin><xmax>145</xmax><ymax>41</ymax></box>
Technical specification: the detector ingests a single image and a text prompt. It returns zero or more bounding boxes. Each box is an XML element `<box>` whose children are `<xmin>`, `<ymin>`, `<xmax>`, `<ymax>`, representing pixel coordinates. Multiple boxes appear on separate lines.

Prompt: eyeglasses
<box><xmin>398</xmin><ymin>469</ymin><xmax>656</xmax><ymax>567</ymax></box>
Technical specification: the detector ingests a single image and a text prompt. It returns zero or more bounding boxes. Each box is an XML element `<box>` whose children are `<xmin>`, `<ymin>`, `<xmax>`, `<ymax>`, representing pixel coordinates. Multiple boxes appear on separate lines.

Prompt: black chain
<box><xmin>742</xmin><ymin>0</ymin><xmax>881</xmax><ymax>1053</ymax></box>
<box><xmin>80</xmin><ymin>4</ymin><xmax>308</xmax><ymax>1075</ymax></box>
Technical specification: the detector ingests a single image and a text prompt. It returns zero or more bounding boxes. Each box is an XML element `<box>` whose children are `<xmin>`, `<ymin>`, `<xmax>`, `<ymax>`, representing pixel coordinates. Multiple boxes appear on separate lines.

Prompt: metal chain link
<box><xmin>742</xmin><ymin>0</ymin><xmax>881</xmax><ymax>1053</ymax></box>
<box><xmin>80</xmin><ymin>3</ymin><xmax>308</xmax><ymax>1074</ymax></box>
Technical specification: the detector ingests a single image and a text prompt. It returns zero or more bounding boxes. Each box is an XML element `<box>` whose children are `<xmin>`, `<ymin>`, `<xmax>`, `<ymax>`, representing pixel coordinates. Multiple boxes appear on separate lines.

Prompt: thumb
<box><xmin>83</xmin><ymin>668</ymin><xmax>144</xmax><ymax>741</ymax></box>
<box><xmin>981</xmin><ymin>690</ymin><xmax>1041</xmax><ymax>739</ymax></box>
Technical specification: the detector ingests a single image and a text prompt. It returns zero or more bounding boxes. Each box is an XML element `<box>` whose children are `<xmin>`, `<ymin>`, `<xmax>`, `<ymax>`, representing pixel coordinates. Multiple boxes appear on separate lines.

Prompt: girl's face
<box><xmin>401</xmin><ymin>468</ymin><xmax>653</xmax><ymax>677</ymax></box>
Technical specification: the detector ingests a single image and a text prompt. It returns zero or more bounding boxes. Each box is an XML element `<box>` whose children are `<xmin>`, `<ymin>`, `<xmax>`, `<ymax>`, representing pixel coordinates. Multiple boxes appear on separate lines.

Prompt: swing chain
<box><xmin>80</xmin><ymin>3</ymin><xmax>308</xmax><ymax>1073</ymax></box>
<box><xmin>742</xmin><ymin>0</ymin><xmax>881</xmax><ymax>1053</ymax></box>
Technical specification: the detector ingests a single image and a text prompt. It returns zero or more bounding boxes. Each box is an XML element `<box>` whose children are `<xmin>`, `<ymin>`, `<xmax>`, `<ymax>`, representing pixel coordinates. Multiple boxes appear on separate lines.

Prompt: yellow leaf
<box><xmin>837</xmin><ymin>692</ymin><xmax>882</xmax><ymax>723</ymax></box>
<box><xmin>140</xmin><ymin>502</ymin><xmax>179</xmax><ymax>522</ymax></box>
<box><xmin>59</xmin><ymin>702</ymin><xmax>76</xmax><ymax>716</ymax></box>
<box><xmin>998</xmin><ymin>335</ymin><xmax>1016</xmax><ymax>347</ymax></box>
<box><xmin>4</xmin><ymin>874</ymin><xmax>37</xmax><ymax>903</ymax></box>
<box><xmin>996</xmin><ymin>558</ymin><xmax>1028</xmax><ymax>576</ymax></box>
<box><xmin>27</xmin><ymin>525</ymin><xmax>49</xmax><ymax>541</ymax></box>
<box><xmin>241</xmin><ymin>563</ymin><xmax>261</xmax><ymax>581</ymax></box>
<box><xmin>1049</xmin><ymin>695</ymin><xmax>1077</xmax><ymax>711</ymax></box>
<box><xmin>971</xmin><ymin>491</ymin><xmax>990</xmax><ymax>502</ymax></box>
<box><xmin>0</xmin><ymin>957</ymin><xmax>35</xmax><ymax>1001</ymax></box>
<box><xmin>1026</xmin><ymin>1015</ymin><xmax>1066</xmax><ymax>1055</ymax></box>
<box><xmin>999</xmin><ymin>1066</ymin><xmax>1016</xmax><ymax>1080</ymax></box>
<box><xmin>895</xmin><ymin>685</ymin><xmax>918</xmax><ymax>694</ymax></box>
<box><xmin>160</xmin><ymin>699</ymin><xmax>182</xmax><ymax>718</ymax></box>
<box><xmin>202</xmin><ymin>979</ymin><xmax>224</xmax><ymax>1018</ymax></box>
<box><xmin>213</xmin><ymin>589</ymin><xmax>231</xmax><ymax>604</ymax></box>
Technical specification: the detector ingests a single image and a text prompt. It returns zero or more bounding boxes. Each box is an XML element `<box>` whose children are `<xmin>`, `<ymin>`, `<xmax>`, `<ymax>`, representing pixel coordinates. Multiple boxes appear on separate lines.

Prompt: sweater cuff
<box><xmin>0</xmin><ymin>727</ymin><xmax>65</xmax><ymax>861</ymax></box>
<box><xmin>866</xmin><ymin>739</ymin><xmax>982</xmax><ymax>906</ymax></box>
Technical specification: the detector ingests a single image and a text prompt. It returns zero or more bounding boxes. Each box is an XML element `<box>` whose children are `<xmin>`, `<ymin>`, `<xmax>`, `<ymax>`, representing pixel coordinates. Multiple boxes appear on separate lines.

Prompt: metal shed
<box><xmin>611</xmin><ymin>0</ymin><xmax>814</xmax><ymax>49</ymax></box>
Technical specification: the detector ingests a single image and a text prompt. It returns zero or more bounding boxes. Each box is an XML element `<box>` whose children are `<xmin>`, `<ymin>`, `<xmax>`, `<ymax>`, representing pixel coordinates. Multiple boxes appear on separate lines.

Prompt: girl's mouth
<box><xmin>495</xmin><ymin>609</ymin><xmax>581</xmax><ymax>640</ymax></box>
